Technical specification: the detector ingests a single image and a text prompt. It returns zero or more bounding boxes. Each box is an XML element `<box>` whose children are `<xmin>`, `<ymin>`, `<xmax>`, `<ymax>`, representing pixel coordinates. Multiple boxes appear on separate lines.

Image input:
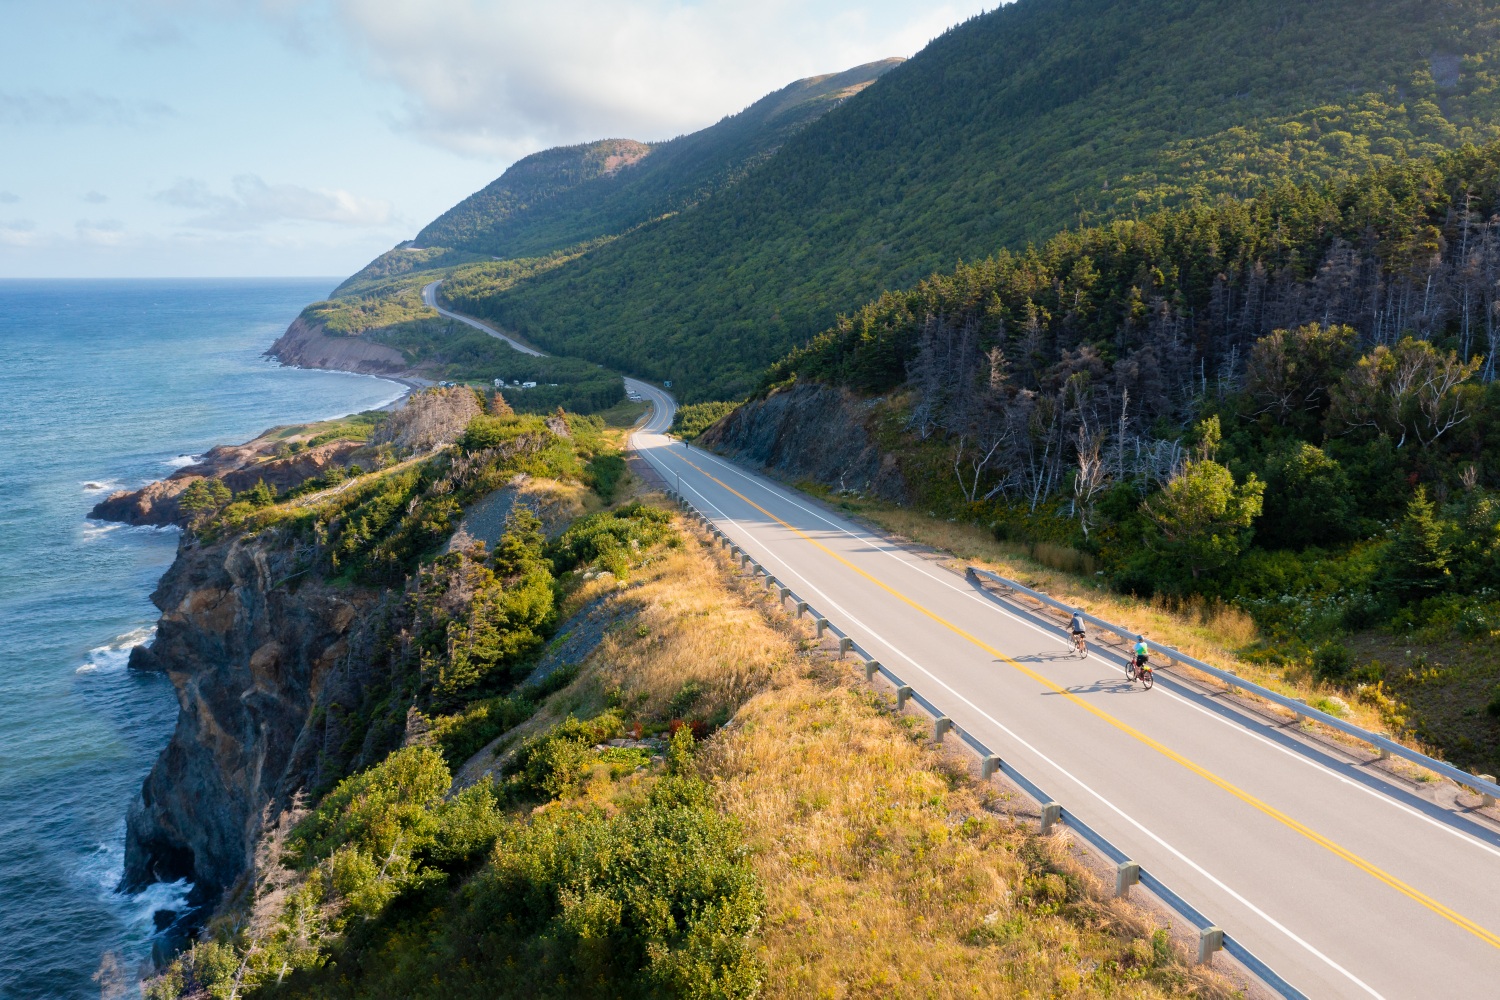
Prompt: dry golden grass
<box><xmin>457</xmin><ymin>499</ymin><xmax>1241</xmax><ymax>995</ymax></box>
<box><xmin>705</xmin><ymin>674</ymin><xmax>1232</xmax><ymax>999</ymax></box>
<box><xmin>522</xmin><ymin>504</ymin><xmax>1238</xmax><ymax>997</ymax></box>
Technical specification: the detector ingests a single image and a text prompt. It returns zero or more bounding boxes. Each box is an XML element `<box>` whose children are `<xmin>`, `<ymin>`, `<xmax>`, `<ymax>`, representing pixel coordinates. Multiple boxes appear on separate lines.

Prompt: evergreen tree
<box><xmin>1382</xmin><ymin>487</ymin><xmax>1454</xmax><ymax>602</ymax></box>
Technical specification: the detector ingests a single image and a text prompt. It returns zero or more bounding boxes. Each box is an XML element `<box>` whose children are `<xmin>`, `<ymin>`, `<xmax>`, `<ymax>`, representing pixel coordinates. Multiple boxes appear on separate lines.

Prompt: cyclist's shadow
<box><xmin>1043</xmin><ymin>676</ymin><xmax>1137</xmax><ymax>696</ymax></box>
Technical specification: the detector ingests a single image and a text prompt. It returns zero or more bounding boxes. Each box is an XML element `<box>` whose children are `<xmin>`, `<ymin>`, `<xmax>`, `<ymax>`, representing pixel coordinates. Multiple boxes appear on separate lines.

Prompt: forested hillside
<box><xmin>407</xmin><ymin>59</ymin><xmax>901</xmax><ymax>262</ymax></box>
<box><xmin>753</xmin><ymin>140</ymin><xmax>1500</xmax><ymax>774</ymax></box>
<box><xmin>443</xmin><ymin>0</ymin><xmax>1500</xmax><ymax>400</ymax></box>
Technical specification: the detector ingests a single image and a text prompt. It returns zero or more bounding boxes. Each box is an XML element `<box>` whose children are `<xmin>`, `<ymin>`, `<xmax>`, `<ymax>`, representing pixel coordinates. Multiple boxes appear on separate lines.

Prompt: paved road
<box><xmin>422</xmin><ymin>280</ymin><xmax>662</xmax><ymax>409</ymax></box>
<box><xmin>432</xmin><ymin>288</ymin><xmax>1500</xmax><ymax>997</ymax></box>
<box><xmin>629</xmin><ymin>410</ymin><xmax>1500</xmax><ymax>1000</ymax></box>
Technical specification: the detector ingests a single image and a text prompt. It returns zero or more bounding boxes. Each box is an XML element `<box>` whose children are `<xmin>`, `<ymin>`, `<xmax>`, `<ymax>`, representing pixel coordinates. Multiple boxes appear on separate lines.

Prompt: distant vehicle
<box><xmin>438</xmin><ymin>381</ymin><xmax>455</xmax><ymax>388</ymax></box>
<box><xmin>521</xmin><ymin>381</ymin><xmax>537</xmax><ymax>389</ymax></box>
<box><xmin>663</xmin><ymin>380</ymin><xmax>673</xmax><ymax>388</ymax></box>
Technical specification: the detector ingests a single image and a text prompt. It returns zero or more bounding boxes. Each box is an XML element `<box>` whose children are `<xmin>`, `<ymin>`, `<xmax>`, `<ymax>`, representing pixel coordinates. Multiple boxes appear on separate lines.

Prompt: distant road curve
<box><xmin>420</xmin><ymin>280</ymin><xmax>673</xmax><ymax>430</ymax></box>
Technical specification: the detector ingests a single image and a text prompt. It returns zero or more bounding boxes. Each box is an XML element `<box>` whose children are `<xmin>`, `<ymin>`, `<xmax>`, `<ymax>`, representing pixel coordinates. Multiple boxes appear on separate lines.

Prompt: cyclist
<box><xmin>1131</xmin><ymin>635</ymin><xmax>1149</xmax><ymax>678</ymax></box>
<box><xmin>1069</xmin><ymin>609</ymin><xmax>1087</xmax><ymax>656</ymax></box>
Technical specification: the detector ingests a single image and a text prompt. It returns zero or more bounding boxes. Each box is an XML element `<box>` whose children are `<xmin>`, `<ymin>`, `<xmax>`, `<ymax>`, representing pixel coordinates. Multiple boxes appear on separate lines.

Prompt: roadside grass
<box><xmin>593</xmin><ymin>397</ymin><xmax>651</xmax><ymax>428</ymax></box>
<box><xmin>459</xmin><ymin>501</ymin><xmax>1241</xmax><ymax>997</ymax></box>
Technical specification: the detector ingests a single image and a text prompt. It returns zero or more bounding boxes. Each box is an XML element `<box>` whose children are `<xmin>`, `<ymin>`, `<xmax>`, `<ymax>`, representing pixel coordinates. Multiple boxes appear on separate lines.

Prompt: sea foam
<box><xmin>76</xmin><ymin>626</ymin><xmax>156</xmax><ymax>674</ymax></box>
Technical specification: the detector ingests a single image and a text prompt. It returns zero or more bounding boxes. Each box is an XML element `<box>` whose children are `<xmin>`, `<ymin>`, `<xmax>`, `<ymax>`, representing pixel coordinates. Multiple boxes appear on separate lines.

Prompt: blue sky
<box><xmin>0</xmin><ymin>1</ymin><xmax>990</xmax><ymax>278</ymax></box>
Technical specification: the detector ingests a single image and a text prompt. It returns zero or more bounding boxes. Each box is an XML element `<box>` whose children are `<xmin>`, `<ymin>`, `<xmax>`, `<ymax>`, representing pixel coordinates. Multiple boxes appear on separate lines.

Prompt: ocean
<box><xmin>0</xmin><ymin>279</ymin><xmax>404</xmax><ymax>999</ymax></box>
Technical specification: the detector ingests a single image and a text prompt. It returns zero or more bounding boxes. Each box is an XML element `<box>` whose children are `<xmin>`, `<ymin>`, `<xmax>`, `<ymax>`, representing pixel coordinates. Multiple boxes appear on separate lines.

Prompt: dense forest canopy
<box><xmin>440</xmin><ymin>0</ymin><xmax>1500</xmax><ymax>401</ymax></box>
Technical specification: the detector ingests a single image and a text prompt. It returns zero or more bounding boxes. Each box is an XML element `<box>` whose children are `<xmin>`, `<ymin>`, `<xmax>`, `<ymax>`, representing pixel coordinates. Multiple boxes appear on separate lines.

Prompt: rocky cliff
<box><xmin>122</xmin><ymin>528</ymin><xmax>384</xmax><ymax>906</ymax></box>
<box><xmin>91</xmin><ymin>438</ymin><xmax>366</xmax><ymax>527</ymax></box>
<box><xmin>698</xmin><ymin>384</ymin><xmax>907</xmax><ymax>502</ymax></box>
<box><xmin>265</xmin><ymin>316</ymin><xmax>411</xmax><ymax>376</ymax></box>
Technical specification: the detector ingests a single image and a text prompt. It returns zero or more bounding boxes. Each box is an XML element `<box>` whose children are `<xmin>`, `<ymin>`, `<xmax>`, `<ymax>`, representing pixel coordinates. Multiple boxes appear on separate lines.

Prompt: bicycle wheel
<box><xmin>1141</xmin><ymin>669</ymin><xmax>1154</xmax><ymax>690</ymax></box>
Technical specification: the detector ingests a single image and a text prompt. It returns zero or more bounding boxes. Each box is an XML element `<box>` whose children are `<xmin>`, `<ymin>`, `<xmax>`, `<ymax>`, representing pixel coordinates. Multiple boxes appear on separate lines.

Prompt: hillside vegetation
<box><xmin>754</xmin><ymin>140</ymin><xmax>1500</xmax><ymax>775</ymax></box>
<box><xmin>144</xmin><ymin>418</ymin><xmax>1235</xmax><ymax>999</ymax></box>
<box><xmin>440</xmin><ymin>0</ymin><xmax>1500</xmax><ymax>400</ymax></box>
<box><xmin>411</xmin><ymin>60</ymin><xmax>901</xmax><ymax>261</ymax></box>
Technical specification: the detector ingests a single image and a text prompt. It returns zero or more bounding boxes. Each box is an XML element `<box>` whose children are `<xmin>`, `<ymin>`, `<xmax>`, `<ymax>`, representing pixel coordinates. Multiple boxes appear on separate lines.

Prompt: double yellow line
<box><xmin>667</xmin><ymin>449</ymin><xmax>1500</xmax><ymax>951</ymax></box>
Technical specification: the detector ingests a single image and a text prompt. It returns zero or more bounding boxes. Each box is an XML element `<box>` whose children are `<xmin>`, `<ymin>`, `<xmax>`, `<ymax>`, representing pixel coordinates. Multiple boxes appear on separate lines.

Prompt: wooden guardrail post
<box><xmin>795</xmin><ymin>601</ymin><xmax>808</xmax><ymax>618</ymax></box>
<box><xmin>1197</xmin><ymin>927</ymin><xmax>1224</xmax><ymax>965</ymax></box>
<box><xmin>1039</xmin><ymin>802</ymin><xmax>1061</xmax><ymax>835</ymax></box>
<box><xmin>815</xmin><ymin>618</ymin><xmax>830</xmax><ymax>638</ymax></box>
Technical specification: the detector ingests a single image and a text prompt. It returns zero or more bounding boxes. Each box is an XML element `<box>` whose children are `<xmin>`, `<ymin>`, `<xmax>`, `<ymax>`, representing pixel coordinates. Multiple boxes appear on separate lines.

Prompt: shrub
<box><xmin>549</xmin><ymin>502</ymin><xmax>676</xmax><ymax>577</ymax></box>
<box><xmin>1312</xmin><ymin>641</ymin><xmax>1353</xmax><ymax>681</ymax></box>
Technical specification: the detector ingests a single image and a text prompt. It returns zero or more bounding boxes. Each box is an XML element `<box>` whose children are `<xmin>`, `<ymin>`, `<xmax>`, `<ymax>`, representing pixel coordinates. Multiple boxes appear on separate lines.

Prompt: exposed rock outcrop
<box><xmin>90</xmin><ymin>438</ymin><xmax>366</xmax><ymax>527</ymax></box>
<box><xmin>121</xmin><ymin>530</ymin><xmax>384</xmax><ymax>905</ymax></box>
<box><xmin>265</xmin><ymin>316</ymin><xmax>411</xmax><ymax>375</ymax></box>
<box><xmin>698</xmin><ymin>384</ymin><xmax>907</xmax><ymax>502</ymax></box>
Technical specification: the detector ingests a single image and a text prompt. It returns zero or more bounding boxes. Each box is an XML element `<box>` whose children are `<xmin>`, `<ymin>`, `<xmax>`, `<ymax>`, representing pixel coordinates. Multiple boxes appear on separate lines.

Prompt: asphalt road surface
<box><xmin>433</xmin><ymin>287</ymin><xmax>1500</xmax><ymax>998</ymax></box>
<box><xmin>630</xmin><ymin>400</ymin><xmax>1500</xmax><ymax>1000</ymax></box>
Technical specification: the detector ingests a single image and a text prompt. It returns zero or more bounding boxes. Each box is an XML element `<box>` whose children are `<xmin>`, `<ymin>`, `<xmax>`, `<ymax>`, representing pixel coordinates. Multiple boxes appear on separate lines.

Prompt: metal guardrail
<box><xmin>661</xmin><ymin>488</ymin><xmax>1309</xmax><ymax>1000</ymax></box>
<box><xmin>967</xmin><ymin>566</ymin><xmax>1500</xmax><ymax>805</ymax></box>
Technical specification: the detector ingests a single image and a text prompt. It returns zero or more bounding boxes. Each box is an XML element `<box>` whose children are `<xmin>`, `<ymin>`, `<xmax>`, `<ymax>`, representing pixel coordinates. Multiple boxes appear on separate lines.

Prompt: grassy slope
<box><xmin>456</xmin><ymin>0</ymin><xmax>1500</xmax><ymax>400</ymax></box>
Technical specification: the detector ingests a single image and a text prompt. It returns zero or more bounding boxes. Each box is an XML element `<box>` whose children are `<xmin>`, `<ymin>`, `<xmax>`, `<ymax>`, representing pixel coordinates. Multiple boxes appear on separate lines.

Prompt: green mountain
<box><xmin>405</xmin><ymin>59</ymin><xmax>903</xmax><ymax>262</ymax></box>
<box><xmin>436</xmin><ymin>0</ymin><xmax>1500</xmax><ymax>400</ymax></box>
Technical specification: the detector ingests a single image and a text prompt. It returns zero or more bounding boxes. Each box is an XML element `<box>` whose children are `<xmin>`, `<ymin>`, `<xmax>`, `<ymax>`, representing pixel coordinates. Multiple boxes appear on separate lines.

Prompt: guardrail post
<box><xmin>1114</xmin><ymin>862</ymin><xmax>1140</xmax><ymax>899</ymax></box>
<box><xmin>864</xmin><ymin>659</ymin><xmax>879</xmax><ymax>682</ymax></box>
<box><xmin>1480</xmin><ymin>775</ymin><xmax>1496</xmax><ymax>808</ymax></box>
<box><xmin>1197</xmin><ymin>927</ymin><xmax>1224</xmax><ymax>965</ymax></box>
<box><xmin>815</xmin><ymin>618</ymin><xmax>830</xmax><ymax>639</ymax></box>
<box><xmin>933</xmin><ymin>717</ymin><xmax>952</xmax><ymax>743</ymax></box>
<box><xmin>1039</xmin><ymin>802</ymin><xmax>1061</xmax><ymax>835</ymax></box>
<box><xmin>839</xmin><ymin>636</ymin><xmax>853</xmax><ymax>659</ymax></box>
<box><xmin>896</xmin><ymin>685</ymin><xmax>913</xmax><ymax>710</ymax></box>
<box><xmin>777</xmin><ymin>586</ymin><xmax>790</xmax><ymax>604</ymax></box>
<box><xmin>795</xmin><ymin>601</ymin><xmax>808</xmax><ymax>618</ymax></box>
<box><xmin>981</xmin><ymin>755</ymin><xmax>1000</xmax><ymax>779</ymax></box>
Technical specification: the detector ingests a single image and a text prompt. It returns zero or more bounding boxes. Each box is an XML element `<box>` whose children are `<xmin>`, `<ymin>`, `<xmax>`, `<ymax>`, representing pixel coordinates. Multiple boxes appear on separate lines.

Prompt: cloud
<box><xmin>76</xmin><ymin>219</ymin><xmax>127</xmax><ymax>246</ymax></box>
<box><xmin>0</xmin><ymin>90</ymin><xmax>176</xmax><ymax>127</ymax></box>
<box><xmin>245</xmin><ymin>0</ymin><xmax>984</xmax><ymax>158</ymax></box>
<box><xmin>83</xmin><ymin>191</ymin><xmax>109</xmax><ymax>204</ymax></box>
<box><xmin>156</xmin><ymin>174</ymin><xmax>394</xmax><ymax>230</ymax></box>
<box><xmin>0</xmin><ymin>219</ymin><xmax>37</xmax><ymax>247</ymax></box>
<box><xmin>0</xmin><ymin>192</ymin><xmax>18</xmax><ymax>204</ymax></box>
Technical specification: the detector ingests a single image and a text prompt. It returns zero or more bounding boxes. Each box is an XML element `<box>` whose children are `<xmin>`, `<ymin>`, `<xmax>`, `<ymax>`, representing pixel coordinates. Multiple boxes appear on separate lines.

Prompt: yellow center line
<box><xmin>664</xmin><ymin>447</ymin><xmax>1500</xmax><ymax>951</ymax></box>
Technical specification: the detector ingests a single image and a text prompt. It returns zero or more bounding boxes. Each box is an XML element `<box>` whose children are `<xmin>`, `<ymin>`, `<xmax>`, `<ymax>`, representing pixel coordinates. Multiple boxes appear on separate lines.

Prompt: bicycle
<box><xmin>1071</xmin><ymin>631</ymin><xmax>1087</xmax><ymax>658</ymax></box>
<box><xmin>1128</xmin><ymin>655</ymin><xmax>1155</xmax><ymax>690</ymax></box>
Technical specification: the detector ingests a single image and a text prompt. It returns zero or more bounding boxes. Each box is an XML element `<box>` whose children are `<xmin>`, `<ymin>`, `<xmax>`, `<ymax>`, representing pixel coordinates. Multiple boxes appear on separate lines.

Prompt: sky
<box><xmin>0</xmin><ymin>0</ymin><xmax>991</xmax><ymax>279</ymax></box>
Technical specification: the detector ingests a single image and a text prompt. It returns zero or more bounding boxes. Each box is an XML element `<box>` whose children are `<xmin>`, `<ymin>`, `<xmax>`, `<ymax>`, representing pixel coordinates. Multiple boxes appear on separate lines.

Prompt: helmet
<box><xmin>1137</xmin><ymin>635</ymin><xmax>1145</xmax><ymax>642</ymax></box>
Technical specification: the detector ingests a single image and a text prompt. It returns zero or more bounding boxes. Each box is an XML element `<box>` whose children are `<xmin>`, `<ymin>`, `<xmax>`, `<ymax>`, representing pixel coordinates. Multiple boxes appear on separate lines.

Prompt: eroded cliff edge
<box><xmin>697</xmin><ymin>383</ymin><xmax>907</xmax><ymax>502</ymax></box>
<box><xmin>122</xmin><ymin>527</ymin><xmax>384</xmax><ymax>905</ymax></box>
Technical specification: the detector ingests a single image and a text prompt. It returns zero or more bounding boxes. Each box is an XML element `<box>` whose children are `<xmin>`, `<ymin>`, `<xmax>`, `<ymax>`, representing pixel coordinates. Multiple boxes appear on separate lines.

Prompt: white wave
<box><xmin>78</xmin><ymin>830</ymin><xmax>195</xmax><ymax>950</ymax></box>
<box><xmin>79</xmin><ymin>521</ymin><xmax>122</xmax><ymax>542</ymax></box>
<box><xmin>76</xmin><ymin>625</ymin><xmax>156</xmax><ymax>674</ymax></box>
<box><xmin>82</xmin><ymin>479</ymin><xmax>121</xmax><ymax>493</ymax></box>
<box><xmin>163</xmin><ymin>454</ymin><xmax>199</xmax><ymax>470</ymax></box>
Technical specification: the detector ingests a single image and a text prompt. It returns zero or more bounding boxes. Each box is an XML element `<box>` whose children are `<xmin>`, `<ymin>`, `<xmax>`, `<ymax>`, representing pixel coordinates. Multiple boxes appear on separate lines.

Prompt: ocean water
<box><xmin>0</xmin><ymin>279</ymin><xmax>404</xmax><ymax>999</ymax></box>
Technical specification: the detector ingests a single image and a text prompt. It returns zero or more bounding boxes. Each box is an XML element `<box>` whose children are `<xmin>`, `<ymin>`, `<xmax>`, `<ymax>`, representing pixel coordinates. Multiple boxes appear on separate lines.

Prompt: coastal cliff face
<box><xmin>91</xmin><ymin>439</ymin><xmax>365</xmax><ymax>527</ymax></box>
<box><xmin>122</xmin><ymin>528</ymin><xmax>382</xmax><ymax>903</ymax></box>
<box><xmin>698</xmin><ymin>384</ymin><xmax>907</xmax><ymax>502</ymax></box>
<box><xmin>265</xmin><ymin>316</ymin><xmax>410</xmax><ymax>376</ymax></box>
